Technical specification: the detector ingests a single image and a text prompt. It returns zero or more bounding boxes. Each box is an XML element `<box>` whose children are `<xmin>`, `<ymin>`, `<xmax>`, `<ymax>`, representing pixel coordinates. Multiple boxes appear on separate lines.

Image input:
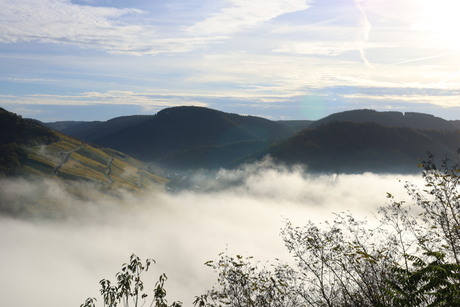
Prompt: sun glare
<box><xmin>413</xmin><ymin>0</ymin><xmax>460</xmax><ymax>49</ymax></box>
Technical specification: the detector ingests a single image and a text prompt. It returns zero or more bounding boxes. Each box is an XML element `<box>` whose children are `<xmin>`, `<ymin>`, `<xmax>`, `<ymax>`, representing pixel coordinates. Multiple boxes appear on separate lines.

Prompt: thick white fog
<box><xmin>0</xmin><ymin>161</ymin><xmax>421</xmax><ymax>307</ymax></box>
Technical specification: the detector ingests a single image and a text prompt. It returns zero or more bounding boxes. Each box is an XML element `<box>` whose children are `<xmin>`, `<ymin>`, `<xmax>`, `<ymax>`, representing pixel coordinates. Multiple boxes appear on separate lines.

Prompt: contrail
<box><xmin>395</xmin><ymin>52</ymin><xmax>452</xmax><ymax>65</ymax></box>
<box><xmin>354</xmin><ymin>0</ymin><xmax>373</xmax><ymax>68</ymax></box>
<box><xmin>394</xmin><ymin>52</ymin><xmax>460</xmax><ymax>88</ymax></box>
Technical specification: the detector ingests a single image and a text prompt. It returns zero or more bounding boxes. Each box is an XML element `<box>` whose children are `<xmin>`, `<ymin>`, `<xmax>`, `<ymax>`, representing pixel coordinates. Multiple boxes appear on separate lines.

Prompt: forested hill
<box><xmin>0</xmin><ymin>108</ymin><xmax>167</xmax><ymax>190</ymax></box>
<box><xmin>45</xmin><ymin>115</ymin><xmax>151</xmax><ymax>142</ymax></box>
<box><xmin>57</xmin><ymin>106</ymin><xmax>296</xmax><ymax>170</ymax></box>
<box><xmin>309</xmin><ymin>109</ymin><xmax>460</xmax><ymax>130</ymax></box>
<box><xmin>268</xmin><ymin>121</ymin><xmax>460</xmax><ymax>173</ymax></box>
<box><xmin>44</xmin><ymin>107</ymin><xmax>460</xmax><ymax>173</ymax></box>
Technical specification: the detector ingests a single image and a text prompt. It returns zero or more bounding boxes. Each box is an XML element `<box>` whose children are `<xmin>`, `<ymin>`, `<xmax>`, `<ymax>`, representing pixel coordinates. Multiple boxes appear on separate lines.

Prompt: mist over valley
<box><xmin>0</xmin><ymin>106</ymin><xmax>458</xmax><ymax>306</ymax></box>
<box><xmin>0</xmin><ymin>163</ymin><xmax>418</xmax><ymax>307</ymax></box>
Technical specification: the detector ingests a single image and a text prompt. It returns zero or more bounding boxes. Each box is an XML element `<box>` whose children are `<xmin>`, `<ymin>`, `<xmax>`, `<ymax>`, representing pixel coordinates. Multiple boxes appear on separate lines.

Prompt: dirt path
<box><xmin>52</xmin><ymin>144</ymin><xmax>84</xmax><ymax>176</ymax></box>
<box><xmin>105</xmin><ymin>157</ymin><xmax>114</xmax><ymax>186</ymax></box>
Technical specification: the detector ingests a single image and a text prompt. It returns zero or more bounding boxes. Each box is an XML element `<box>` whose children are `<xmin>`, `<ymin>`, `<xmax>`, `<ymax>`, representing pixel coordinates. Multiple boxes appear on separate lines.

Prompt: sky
<box><xmin>1</xmin><ymin>0</ymin><xmax>460</xmax><ymax>121</ymax></box>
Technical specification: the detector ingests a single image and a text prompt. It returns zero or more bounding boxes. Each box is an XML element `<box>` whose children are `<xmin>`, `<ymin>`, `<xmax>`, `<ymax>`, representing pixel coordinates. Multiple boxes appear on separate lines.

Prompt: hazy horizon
<box><xmin>36</xmin><ymin>106</ymin><xmax>460</xmax><ymax>124</ymax></box>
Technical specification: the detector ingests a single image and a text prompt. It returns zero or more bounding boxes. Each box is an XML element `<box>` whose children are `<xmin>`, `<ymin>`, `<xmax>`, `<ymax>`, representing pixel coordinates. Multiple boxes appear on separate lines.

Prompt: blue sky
<box><xmin>1</xmin><ymin>0</ymin><xmax>460</xmax><ymax>121</ymax></box>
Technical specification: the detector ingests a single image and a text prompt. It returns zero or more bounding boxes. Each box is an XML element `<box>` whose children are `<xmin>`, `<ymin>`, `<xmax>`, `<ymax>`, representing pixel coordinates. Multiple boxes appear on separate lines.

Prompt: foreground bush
<box><xmin>81</xmin><ymin>254</ymin><xmax>182</xmax><ymax>307</ymax></box>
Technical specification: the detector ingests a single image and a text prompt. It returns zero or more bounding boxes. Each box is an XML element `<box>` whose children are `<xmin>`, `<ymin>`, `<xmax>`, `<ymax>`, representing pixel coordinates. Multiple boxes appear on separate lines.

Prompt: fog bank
<box><xmin>0</xmin><ymin>162</ymin><xmax>420</xmax><ymax>306</ymax></box>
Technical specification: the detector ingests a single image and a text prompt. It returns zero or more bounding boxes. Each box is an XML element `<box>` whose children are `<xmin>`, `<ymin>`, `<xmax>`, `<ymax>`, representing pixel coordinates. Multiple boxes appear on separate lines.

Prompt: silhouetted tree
<box><xmin>81</xmin><ymin>254</ymin><xmax>182</xmax><ymax>307</ymax></box>
<box><xmin>198</xmin><ymin>154</ymin><xmax>460</xmax><ymax>306</ymax></box>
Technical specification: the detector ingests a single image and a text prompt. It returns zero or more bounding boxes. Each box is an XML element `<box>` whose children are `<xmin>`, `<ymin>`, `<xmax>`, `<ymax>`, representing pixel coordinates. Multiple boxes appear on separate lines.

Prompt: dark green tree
<box><xmin>193</xmin><ymin>253</ymin><xmax>301</xmax><ymax>307</ymax></box>
<box><xmin>381</xmin><ymin>154</ymin><xmax>460</xmax><ymax>305</ymax></box>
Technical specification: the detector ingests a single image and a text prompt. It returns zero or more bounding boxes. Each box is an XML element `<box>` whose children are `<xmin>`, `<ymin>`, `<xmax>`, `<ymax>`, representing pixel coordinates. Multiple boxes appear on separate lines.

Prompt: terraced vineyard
<box><xmin>21</xmin><ymin>132</ymin><xmax>167</xmax><ymax>191</ymax></box>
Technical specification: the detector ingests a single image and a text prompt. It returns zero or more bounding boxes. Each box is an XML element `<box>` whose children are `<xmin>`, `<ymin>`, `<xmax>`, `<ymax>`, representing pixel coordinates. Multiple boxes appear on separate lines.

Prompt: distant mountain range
<box><xmin>46</xmin><ymin>106</ymin><xmax>296</xmax><ymax>170</ymax></box>
<box><xmin>46</xmin><ymin>115</ymin><xmax>151</xmax><ymax>142</ymax></box>
<box><xmin>0</xmin><ymin>108</ymin><xmax>167</xmax><ymax>190</ymax></box>
<box><xmin>42</xmin><ymin>107</ymin><xmax>460</xmax><ymax>173</ymax></box>
<box><xmin>0</xmin><ymin>106</ymin><xmax>447</xmax><ymax>176</ymax></box>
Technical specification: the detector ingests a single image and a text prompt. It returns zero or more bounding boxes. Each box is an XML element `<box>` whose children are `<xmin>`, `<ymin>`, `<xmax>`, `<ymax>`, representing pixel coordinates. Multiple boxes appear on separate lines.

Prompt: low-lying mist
<box><xmin>0</xmin><ymin>160</ymin><xmax>421</xmax><ymax>307</ymax></box>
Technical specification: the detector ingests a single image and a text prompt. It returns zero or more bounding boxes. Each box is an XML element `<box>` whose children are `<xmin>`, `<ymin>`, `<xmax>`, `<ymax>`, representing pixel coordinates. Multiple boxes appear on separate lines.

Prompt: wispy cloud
<box><xmin>0</xmin><ymin>88</ymin><xmax>304</xmax><ymax>108</ymax></box>
<box><xmin>0</xmin><ymin>0</ymin><xmax>211</xmax><ymax>55</ymax></box>
<box><xmin>0</xmin><ymin>0</ymin><xmax>314</xmax><ymax>55</ymax></box>
<box><xmin>343</xmin><ymin>92</ymin><xmax>460</xmax><ymax>108</ymax></box>
<box><xmin>186</xmin><ymin>0</ymin><xmax>312</xmax><ymax>35</ymax></box>
<box><xmin>0</xmin><ymin>77</ymin><xmax>59</xmax><ymax>83</ymax></box>
<box><xmin>0</xmin><ymin>91</ymin><xmax>206</xmax><ymax>108</ymax></box>
<box><xmin>2</xmin><ymin>0</ymin><xmax>460</xmax><ymax>121</ymax></box>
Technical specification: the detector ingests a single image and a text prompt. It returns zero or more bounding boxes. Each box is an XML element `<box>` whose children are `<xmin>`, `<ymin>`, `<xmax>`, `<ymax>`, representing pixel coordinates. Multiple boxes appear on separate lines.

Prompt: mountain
<box><xmin>309</xmin><ymin>109</ymin><xmax>460</xmax><ymax>130</ymax></box>
<box><xmin>53</xmin><ymin>106</ymin><xmax>296</xmax><ymax>170</ymax></box>
<box><xmin>0</xmin><ymin>108</ymin><xmax>167</xmax><ymax>190</ymax></box>
<box><xmin>277</xmin><ymin>120</ymin><xmax>313</xmax><ymax>133</ymax></box>
<box><xmin>42</xmin><ymin>107</ymin><xmax>460</xmax><ymax>174</ymax></box>
<box><xmin>269</xmin><ymin>121</ymin><xmax>460</xmax><ymax>173</ymax></box>
<box><xmin>45</xmin><ymin>115</ymin><xmax>151</xmax><ymax>142</ymax></box>
<box><xmin>44</xmin><ymin>120</ymin><xmax>97</xmax><ymax>131</ymax></box>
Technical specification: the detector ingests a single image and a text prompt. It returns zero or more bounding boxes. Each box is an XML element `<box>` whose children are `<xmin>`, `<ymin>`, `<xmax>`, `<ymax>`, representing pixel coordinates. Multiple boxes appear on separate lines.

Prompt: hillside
<box><xmin>45</xmin><ymin>115</ymin><xmax>152</xmax><ymax>143</ymax></box>
<box><xmin>44</xmin><ymin>120</ymin><xmax>98</xmax><ymax>132</ymax></box>
<box><xmin>0</xmin><ymin>108</ymin><xmax>167</xmax><ymax>190</ymax></box>
<box><xmin>61</xmin><ymin>106</ymin><xmax>296</xmax><ymax>170</ymax></box>
<box><xmin>277</xmin><ymin>120</ymin><xmax>313</xmax><ymax>133</ymax></box>
<box><xmin>269</xmin><ymin>121</ymin><xmax>460</xmax><ymax>173</ymax></box>
<box><xmin>42</xmin><ymin>107</ymin><xmax>460</xmax><ymax>174</ymax></box>
<box><xmin>309</xmin><ymin>109</ymin><xmax>460</xmax><ymax>130</ymax></box>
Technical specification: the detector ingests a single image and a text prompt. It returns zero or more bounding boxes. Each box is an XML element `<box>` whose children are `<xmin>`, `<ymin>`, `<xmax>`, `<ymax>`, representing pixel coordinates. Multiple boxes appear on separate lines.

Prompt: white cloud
<box><xmin>0</xmin><ymin>0</ymin><xmax>209</xmax><ymax>55</ymax></box>
<box><xmin>0</xmin><ymin>0</ymin><xmax>143</xmax><ymax>50</ymax></box>
<box><xmin>0</xmin><ymin>0</ymin><xmax>313</xmax><ymax>55</ymax></box>
<box><xmin>0</xmin><ymin>91</ymin><xmax>211</xmax><ymax>111</ymax></box>
<box><xmin>0</xmin><ymin>86</ymin><xmax>305</xmax><ymax>107</ymax></box>
<box><xmin>0</xmin><ymin>77</ymin><xmax>58</xmax><ymax>83</ymax></box>
<box><xmin>344</xmin><ymin>92</ymin><xmax>460</xmax><ymax>108</ymax></box>
<box><xmin>3</xmin><ymin>0</ymin><xmax>460</xmax><ymax>118</ymax></box>
<box><xmin>186</xmin><ymin>0</ymin><xmax>312</xmax><ymax>35</ymax></box>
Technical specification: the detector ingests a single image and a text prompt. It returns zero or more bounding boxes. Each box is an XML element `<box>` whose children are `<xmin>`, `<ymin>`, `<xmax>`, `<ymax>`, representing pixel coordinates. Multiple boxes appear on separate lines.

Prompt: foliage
<box><xmin>0</xmin><ymin>143</ymin><xmax>26</xmax><ymax>175</ymax></box>
<box><xmin>380</xmin><ymin>153</ymin><xmax>460</xmax><ymax>305</ymax></box>
<box><xmin>81</xmin><ymin>254</ymin><xmax>182</xmax><ymax>307</ymax></box>
<box><xmin>193</xmin><ymin>254</ymin><xmax>301</xmax><ymax>307</ymax></box>
<box><xmin>280</xmin><ymin>215</ymin><xmax>395</xmax><ymax>307</ymax></box>
<box><xmin>386</xmin><ymin>251</ymin><xmax>460</xmax><ymax>306</ymax></box>
<box><xmin>0</xmin><ymin>107</ymin><xmax>58</xmax><ymax>146</ymax></box>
